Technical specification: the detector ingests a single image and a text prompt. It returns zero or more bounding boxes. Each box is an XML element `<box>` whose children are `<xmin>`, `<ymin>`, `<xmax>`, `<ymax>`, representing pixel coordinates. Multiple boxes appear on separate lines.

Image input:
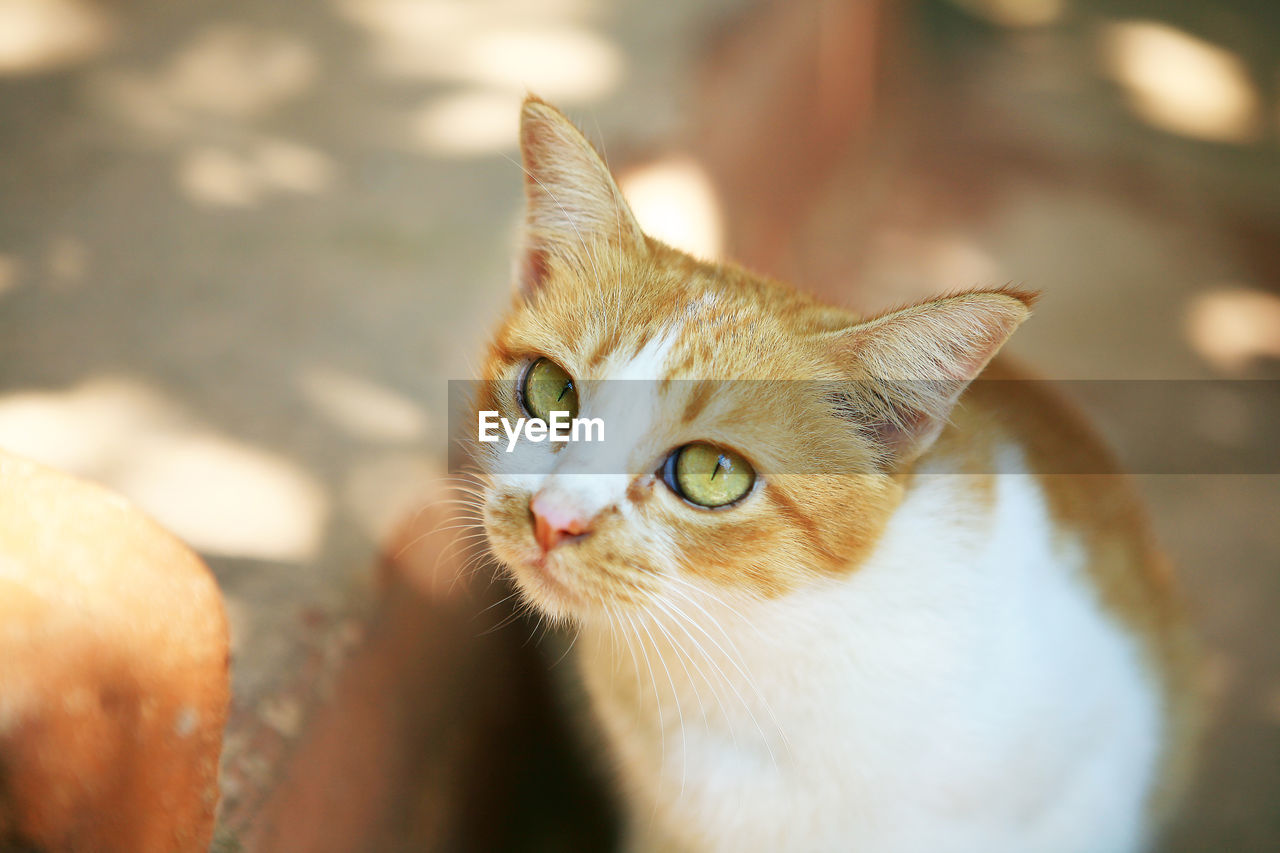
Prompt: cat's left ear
<box><xmin>517</xmin><ymin>96</ymin><xmax>645</xmax><ymax>295</ymax></box>
<box><xmin>820</xmin><ymin>289</ymin><xmax>1037</xmax><ymax>464</ymax></box>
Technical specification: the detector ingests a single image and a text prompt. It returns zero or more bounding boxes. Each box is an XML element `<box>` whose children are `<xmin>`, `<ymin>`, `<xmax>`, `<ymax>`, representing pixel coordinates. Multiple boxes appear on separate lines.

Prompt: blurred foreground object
<box><xmin>228</xmin><ymin>479</ymin><xmax>617</xmax><ymax>852</ymax></box>
<box><xmin>0</xmin><ymin>450</ymin><xmax>229</xmax><ymax>852</ymax></box>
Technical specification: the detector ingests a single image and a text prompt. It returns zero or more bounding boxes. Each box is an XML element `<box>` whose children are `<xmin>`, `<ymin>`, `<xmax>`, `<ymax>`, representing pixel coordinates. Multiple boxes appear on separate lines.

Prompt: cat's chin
<box><xmin>484</xmin><ymin>525</ymin><xmax>641</xmax><ymax>623</ymax></box>
<box><xmin>501</xmin><ymin>551</ymin><xmax>589</xmax><ymax>620</ymax></box>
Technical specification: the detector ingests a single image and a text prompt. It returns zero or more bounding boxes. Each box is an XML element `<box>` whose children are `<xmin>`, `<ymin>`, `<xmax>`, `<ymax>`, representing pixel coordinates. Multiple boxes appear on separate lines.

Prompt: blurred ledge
<box><xmin>216</xmin><ymin>477</ymin><xmax>616</xmax><ymax>853</ymax></box>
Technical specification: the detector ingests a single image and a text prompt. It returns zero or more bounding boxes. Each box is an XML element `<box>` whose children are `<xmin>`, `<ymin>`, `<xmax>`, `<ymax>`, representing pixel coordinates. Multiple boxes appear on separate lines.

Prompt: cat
<box><xmin>468</xmin><ymin>96</ymin><xmax>1198</xmax><ymax>853</ymax></box>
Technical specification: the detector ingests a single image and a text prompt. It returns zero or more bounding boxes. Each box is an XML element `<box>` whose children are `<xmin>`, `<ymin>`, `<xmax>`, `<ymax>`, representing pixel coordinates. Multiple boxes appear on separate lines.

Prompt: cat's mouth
<box><xmin>522</xmin><ymin>552</ymin><xmax>579</xmax><ymax>600</ymax></box>
<box><xmin>488</xmin><ymin>532</ymin><xmax>589</xmax><ymax>615</ymax></box>
<box><xmin>481</xmin><ymin>492</ymin><xmax>652</xmax><ymax>619</ymax></box>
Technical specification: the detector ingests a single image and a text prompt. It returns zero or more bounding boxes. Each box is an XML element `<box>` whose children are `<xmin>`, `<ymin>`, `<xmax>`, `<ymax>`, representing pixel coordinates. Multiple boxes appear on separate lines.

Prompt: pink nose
<box><xmin>529</xmin><ymin>491</ymin><xmax>593</xmax><ymax>552</ymax></box>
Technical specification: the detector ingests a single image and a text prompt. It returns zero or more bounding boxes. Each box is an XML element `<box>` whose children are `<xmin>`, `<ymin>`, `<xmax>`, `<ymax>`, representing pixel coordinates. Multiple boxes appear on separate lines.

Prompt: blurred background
<box><xmin>0</xmin><ymin>0</ymin><xmax>1276</xmax><ymax>850</ymax></box>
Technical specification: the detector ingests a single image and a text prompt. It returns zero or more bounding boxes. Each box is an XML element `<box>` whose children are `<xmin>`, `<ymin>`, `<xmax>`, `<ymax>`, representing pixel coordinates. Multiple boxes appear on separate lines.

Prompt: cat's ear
<box><xmin>821</xmin><ymin>289</ymin><xmax>1036</xmax><ymax>464</ymax></box>
<box><xmin>517</xmin><ymin>96</ymin><xmax>645</xmax><ymax>295</ymax></box>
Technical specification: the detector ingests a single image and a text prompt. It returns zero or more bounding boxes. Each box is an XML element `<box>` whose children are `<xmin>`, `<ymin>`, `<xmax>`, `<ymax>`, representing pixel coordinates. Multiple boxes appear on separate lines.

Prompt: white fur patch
<box><xmin>577</xmin><ymin>449</ymin><xmax>1163</xmax><ymax>853</ymax></box>
<box><xmin>536</xmin><ymin>331</ymin><xmax>680</xmax><ymax>515</ymax></box>
<box><xmin>486</xmin><ymin>330</ymin><xmax>680</xmax><ymax>516</ymax></box>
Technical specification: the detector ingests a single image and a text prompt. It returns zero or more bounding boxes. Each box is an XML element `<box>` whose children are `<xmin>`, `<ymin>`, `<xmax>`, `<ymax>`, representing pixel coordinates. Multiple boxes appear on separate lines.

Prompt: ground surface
<box><xmin>0</xmin><ymin>0</ymin><xmax>1276</xmax><ymax>849</ymax></box>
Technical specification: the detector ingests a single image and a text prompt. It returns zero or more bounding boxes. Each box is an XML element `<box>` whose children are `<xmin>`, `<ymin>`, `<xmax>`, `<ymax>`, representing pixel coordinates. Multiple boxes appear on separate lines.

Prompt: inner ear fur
<box><xmin>818</xmin><ymin>289</ymin><xmax>1037</xmax><ymax>464</ymax></box>
<box><xmin>516</xmin><ymin>96</ymin><xmax>646</xmax><ymax>295</ymax></box>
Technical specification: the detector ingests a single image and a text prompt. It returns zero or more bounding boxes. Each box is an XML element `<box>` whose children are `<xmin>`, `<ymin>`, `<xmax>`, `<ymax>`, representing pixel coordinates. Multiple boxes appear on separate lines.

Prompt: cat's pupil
<box><xmin>521</xmin><ymin>357</ymin><xmax>579</xmax><ymax>422</ymax></box>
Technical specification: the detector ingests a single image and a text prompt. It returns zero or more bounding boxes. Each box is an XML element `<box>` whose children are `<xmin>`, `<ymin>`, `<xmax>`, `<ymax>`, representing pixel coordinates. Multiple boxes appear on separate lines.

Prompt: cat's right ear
<box><xmin>517</xmin><ymin>96</ymin><xmax>645</xmax><ymax>295</ymax></box>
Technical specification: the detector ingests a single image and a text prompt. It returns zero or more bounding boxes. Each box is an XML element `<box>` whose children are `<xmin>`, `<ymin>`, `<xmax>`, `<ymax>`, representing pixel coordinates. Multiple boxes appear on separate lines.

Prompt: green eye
<box><xmin>521</xmin><ymin>357</ymin><xmax>578</xmax><ymax>421</ymax></box>
<box><xmin>666</xmin><ymin>443</ymin><xmax>756</xmax><ymax>508</ymax></box>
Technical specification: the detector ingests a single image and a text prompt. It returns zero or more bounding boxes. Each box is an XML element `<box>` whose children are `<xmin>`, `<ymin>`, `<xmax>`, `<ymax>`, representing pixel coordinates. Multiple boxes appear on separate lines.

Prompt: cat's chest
<box><xmin>579</xmin><ymin>471</ymin><xmax>1162</xmax><ymax>853</ymax></box>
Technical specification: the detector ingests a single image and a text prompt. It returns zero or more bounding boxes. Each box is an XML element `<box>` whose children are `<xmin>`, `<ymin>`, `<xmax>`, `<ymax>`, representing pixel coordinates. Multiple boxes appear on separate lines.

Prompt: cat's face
<box><xmin>471</xmin><ymin>98</ymin><xmax>1031</xmax><ymax>625</ymax></box>
<box><xmin>475</xmin><ymin>241</ymin><xmax>901</xmax><ymax>622</ymax></box>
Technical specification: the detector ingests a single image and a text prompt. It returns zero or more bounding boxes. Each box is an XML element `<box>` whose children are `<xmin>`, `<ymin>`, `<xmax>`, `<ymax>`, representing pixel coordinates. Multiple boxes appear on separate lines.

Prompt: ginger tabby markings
<box><xmin>470</xmin><ymin>97</ymin><xmax>1198</xmax><ymax>853</ymax></box>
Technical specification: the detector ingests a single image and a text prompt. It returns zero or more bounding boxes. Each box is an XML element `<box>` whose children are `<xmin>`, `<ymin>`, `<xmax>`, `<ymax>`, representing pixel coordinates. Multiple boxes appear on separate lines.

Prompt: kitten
<box><xmin>470</xmin><ymin>97</ymin><xmax>1197</xmax><ymax>853</ymax></box>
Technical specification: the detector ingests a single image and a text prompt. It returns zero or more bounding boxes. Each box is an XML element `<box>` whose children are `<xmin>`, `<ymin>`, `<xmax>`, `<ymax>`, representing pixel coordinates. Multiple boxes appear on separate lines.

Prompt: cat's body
<box><xmin>473</xmin><ymin>98</ymin><xmax>1196</xmax><ymax>853</ymax></box>
<box><xmin>576</xmin><ymin>364</ymin><xmax>1194</xmax><ymax>853</ymax></box>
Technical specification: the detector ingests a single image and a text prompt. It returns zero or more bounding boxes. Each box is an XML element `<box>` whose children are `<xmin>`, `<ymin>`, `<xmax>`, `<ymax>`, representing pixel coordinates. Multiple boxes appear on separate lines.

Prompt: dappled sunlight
<box><xmin>0</xmin><ymin>253</ymin><xmax>20</xmax><ymax>296</ymax></box>
<box><xmin>1100</xmin><ymin>20</ymin><xmax>1260</xmax><ymax>144</ymax></box>
<box><xmin>46</xmin><ymin>235</ymin><xmax>90</xmax><ymax>290</ymax></box>
<box><xmin>140</xmin><ymin>25</ymin><xmax>315</xmax><ymax>121</ymax></box>
<box><xmin>178</xmin><ymin>146</ymin><xmax>261</xmax><ymax>207</ymax></box>
<box><xmin>177</xmin><ymin>139</ymin><xmax>336</xmax><ymax>208</ymax></box>
<box><xmin>335</xmin><ymin>0</ymin><xmax>479</xmax><ymax>78</ymax></box>
<box><xmin>0</xmin><ymin>377</ymin><xmax>329</xmax><ymax>562</ymax></box>
<box><xmin>337</xmin><ymin>0</ymin><xmax>622</xmax><ymax>158</ymax></box>
<box><xmin>0</xmin><ymin>0</ymin><xmax>111</xmax><ymax>75</ymax></box>
<box><xmin>342</xmin><ymin>451</ymin><xmax>439</xmax><ymax>543</ymax></box>
<box><xmin>254</xmin><ymin>138</ymin><xmax>336</xmax><ymax>195</ymax></box>
<box><xmin>412</xmin><ymin>90</ymin><xmax>521</xmax><ymax>157</ymax></box>
<box><xmin>946</xmin><ymin>0</ymin><xmax>1065</xmax><ymax>29</ymax></box>
<box><xmin>116</xmin><ymin>433</ymin><xmax>326</xmax><ymax>564</ymax></box>
<box><xmin>335</xmin><ymin>0</ymin><xmax>597</xmax><ymax>41</ymax></box>
<box><xmin>0</xmin><ymin>378</ymin><xmax>167</xmax><ymax>474</ymax></box>
<box><xmin>336</xmin><ymin>0</ymin><xmax>617</xmax><ymax>102</ymax></box>
<box><xmin>456</xmin><ymin>27</ymin><xmax>622</xmax><ymax>103</ymax></box>
<box><xmin>87</xmin><ymin>69</ymin><xmax>188</xmax><ymax>138</ymax></box>
<box><xmin>84</xmin><ymin>22</ymin><xmax>332</xmax><ymax>210</ymax></box>
<box><xmin>87</xmin><ymin>24</ymin><xmax>318</xmax><ymax>141</ymax></box>
<box><xmin>299</xmin><ymin>366</ymin><xmax>430</xmax><ymax>443</ymax></box>
<box><xmin>619</xmin><ymin>156</ymin><xmax>724</xmax><ymax>260</ymax></box>
<box><xmin>1186</xmin><ymin>286</ymin><xmax>1280</xmax><ymax>372</ymax></box>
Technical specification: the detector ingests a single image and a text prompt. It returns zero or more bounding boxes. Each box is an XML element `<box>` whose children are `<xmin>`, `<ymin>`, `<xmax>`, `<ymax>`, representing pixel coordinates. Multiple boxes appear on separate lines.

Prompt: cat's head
<box><xmin>471</xmin><ymin>97</ymin><xmax>1032</xmax><ymax>624</ymax></box>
